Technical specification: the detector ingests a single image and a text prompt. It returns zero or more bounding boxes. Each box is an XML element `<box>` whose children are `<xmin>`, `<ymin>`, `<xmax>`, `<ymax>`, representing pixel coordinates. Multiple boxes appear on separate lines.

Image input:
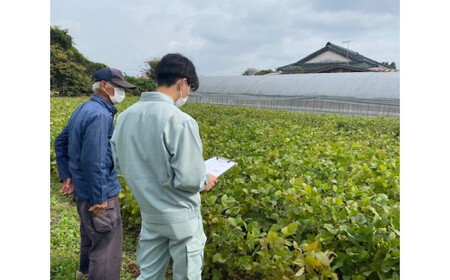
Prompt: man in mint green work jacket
<box><xmin>111</xmin><ymin>53</ymin><xmax>217</xmax><ymax>280</ymax></box>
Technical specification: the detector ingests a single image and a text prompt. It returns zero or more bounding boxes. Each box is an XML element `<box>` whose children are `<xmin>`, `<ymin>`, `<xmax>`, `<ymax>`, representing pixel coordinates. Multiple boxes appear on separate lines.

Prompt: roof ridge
<box><xmin>326</xmin><ymin>42</ymin><xmax>383</xmax><ymax>66</ymax></box>
<box><xmin>326</xmin><ymin>42</ymin><xmax>358</xmax><ymax>55</ymax></box>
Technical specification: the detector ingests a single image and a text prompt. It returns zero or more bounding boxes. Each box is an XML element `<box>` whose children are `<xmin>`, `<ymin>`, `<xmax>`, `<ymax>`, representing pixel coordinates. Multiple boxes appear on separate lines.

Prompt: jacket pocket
<box><xmin>90</xmin><ymin>198</ymin><xmax>119</xmax><ymax>233</ymax></box>
<box><xmin>186</xmin><ymin>239</ymin><xmax>205</xmax><ymax>279</ymax></box>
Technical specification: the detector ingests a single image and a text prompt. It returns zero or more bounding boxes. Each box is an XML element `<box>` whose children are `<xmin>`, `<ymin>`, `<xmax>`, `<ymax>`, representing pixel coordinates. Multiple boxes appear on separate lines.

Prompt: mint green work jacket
<box><xmin>111</xmin><ymin>92</ymin><xmax>209</xmax><ymax>224</ymax></box>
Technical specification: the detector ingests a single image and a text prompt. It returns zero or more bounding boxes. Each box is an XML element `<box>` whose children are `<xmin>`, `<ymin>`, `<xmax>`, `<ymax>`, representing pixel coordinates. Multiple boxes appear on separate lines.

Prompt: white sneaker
<box><xmin>75</xmin><ymin>270</ymin><xmax>88</xmax><ymax>280</ymax></box>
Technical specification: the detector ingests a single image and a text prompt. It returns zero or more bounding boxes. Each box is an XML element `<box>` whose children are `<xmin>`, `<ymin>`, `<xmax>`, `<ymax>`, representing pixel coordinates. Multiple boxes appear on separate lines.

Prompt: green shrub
<box><xmin>124</xmin><ymin>76</ymin><xmax>156</xmax><ymax>96</ymax></box>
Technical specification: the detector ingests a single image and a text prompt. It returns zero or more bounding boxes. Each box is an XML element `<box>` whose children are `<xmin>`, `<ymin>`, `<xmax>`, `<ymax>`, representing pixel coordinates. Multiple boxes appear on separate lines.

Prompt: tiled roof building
<box><xmin>277</xmin><ymin>42</ymin><xmax>396</xmax><ymax>73</ymax></box>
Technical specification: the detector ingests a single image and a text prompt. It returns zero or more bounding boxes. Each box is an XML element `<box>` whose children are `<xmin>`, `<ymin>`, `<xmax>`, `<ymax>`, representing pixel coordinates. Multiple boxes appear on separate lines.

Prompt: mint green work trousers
<box><xmin>136</xmin><ymin>212</ymin><xmax>207</xmax><ymax>280</ymax></box>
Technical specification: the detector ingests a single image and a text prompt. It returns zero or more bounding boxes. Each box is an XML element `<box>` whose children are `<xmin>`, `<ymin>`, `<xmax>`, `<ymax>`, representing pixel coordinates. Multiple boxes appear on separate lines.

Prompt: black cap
<box><xmin>94</xmin><ymin>67</ymin><xmax>136</xmax><ymax>89</ymax></box>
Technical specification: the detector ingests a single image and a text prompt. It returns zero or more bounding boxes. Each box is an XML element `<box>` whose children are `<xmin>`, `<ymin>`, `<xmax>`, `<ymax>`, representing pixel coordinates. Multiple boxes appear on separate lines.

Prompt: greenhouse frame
<box><xmin>190</xmin><ymin>72</ymin><xmax>399</xmax><ymax>117</ymax></box>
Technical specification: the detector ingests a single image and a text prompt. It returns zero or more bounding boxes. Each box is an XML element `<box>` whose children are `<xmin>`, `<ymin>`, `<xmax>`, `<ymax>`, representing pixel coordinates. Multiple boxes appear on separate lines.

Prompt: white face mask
<box><xmin>106</xmin><ymin>83</ymin><xmax>126</xmax><ymax>104</ymax></box>
<box><xmin>175</xmin><ymin>89</ymin><xmax>188</xmax><ymax>108</ymax></box>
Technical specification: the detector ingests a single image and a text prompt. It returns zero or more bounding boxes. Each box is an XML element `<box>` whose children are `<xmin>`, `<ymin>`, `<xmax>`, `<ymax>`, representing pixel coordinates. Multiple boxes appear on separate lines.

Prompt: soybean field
<box><xmin>50</xmin><ymin>97</ymin><xmax>399</xmax><ymax>280</ymax></box>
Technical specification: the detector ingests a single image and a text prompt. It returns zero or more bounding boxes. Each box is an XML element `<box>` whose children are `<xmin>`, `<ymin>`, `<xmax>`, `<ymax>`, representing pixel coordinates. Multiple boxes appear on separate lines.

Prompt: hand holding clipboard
<box><xmin>205</xmin><ymin>156</ymin><xmax>237</xmax><ymax>177</ymax></box>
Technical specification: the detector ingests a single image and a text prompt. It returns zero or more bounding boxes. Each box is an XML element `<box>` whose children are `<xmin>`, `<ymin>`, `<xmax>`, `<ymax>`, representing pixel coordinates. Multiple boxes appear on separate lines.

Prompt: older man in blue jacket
<box><xmin>54</xmin><ymin>67</ymin><xmax>135</xmax><ymax>280</ymax></box>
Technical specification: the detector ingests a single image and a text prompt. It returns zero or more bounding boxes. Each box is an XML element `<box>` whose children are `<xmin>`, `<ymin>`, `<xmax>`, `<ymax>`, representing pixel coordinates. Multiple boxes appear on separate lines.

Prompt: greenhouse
<box><xmin>190</xmin><ymin>72</ymin><xmax>399</xmax><ymax>117</ymax></box>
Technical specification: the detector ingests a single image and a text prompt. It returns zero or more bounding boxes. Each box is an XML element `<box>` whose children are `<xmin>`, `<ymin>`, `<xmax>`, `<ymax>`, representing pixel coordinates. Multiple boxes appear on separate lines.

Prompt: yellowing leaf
<box><xmin>305</xmin><ymin>255</ymin><xmax>322</xmax><ymax>269</ymax></box>
<box><xmin>311</xmin><ymin>251</ymin><xmax>330</xmax><ymax>267</ymax></box>
<box><xmin>267</xmin><ymin>231</ymin><xmax>278</xmax><ymax>244</ymax></box>
<box><xmin>273</xmin><ymin>237</ymin><xmax>286</xmax><ymax>248</ymax></box>
<box><xmin>260</xmin><ymin>237</ymin><xmax>268</xmax><ymax>249</ymax></box>
<box><xmin>281</xmin><ymin>222</ymin><xmax>298</xmax><ymax>237</ymax></box>
<box><xmin>306</xmin><ymin>241</ymin><xmax>319</xmax><ymax>252</ymax></box>
<box><xmin>293</xmin><ymin>255</ymin><xmax>305</xmax><ymax>266</ymax></box>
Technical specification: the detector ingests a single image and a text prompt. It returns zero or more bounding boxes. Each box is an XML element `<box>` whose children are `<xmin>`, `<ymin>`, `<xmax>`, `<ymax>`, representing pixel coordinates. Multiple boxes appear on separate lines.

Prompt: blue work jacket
<box><xmin>54</xmin><ymin>94</ymin><xmax>121</xmax><ymax>204</ymax></box>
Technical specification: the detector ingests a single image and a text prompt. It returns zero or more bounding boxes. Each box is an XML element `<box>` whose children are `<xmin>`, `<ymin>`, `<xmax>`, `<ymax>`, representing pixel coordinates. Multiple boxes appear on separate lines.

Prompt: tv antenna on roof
<box><xmin>342</xmin><ymin>40</ymin><xmax>353</xmax><ymax>61</ymax></box>
<box><xmin>342</xmin><ymin>40</ymin><xmax>353</xmax><ymax>49</ymax></box>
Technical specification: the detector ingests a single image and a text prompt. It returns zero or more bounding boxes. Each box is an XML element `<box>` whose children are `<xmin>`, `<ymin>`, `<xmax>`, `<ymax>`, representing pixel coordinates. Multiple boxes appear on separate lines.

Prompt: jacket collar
<box><xmin>140</xmin><ymin>92</ymin><xmax>175</xmax><ymax>104</ymax></box>
<box><xmin>90</xmin><ymin>94</ymin><xmax>118</xmax><ymax>115</ymax></box>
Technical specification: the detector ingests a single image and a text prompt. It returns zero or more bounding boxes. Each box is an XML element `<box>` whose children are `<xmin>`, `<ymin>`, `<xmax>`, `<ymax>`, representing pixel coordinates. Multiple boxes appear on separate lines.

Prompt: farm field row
<box><xmin>51</xmin><ymin>96</ymin><xmax>399</xmax><ymax>280</ymax></box>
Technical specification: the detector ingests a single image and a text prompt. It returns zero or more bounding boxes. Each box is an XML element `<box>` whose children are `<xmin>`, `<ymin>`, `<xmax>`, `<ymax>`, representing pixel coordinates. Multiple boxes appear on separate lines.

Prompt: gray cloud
<box><xmin>51</xmin><ymin>0</ymin><xmax>399</xmax><ymax>76</ymax></box>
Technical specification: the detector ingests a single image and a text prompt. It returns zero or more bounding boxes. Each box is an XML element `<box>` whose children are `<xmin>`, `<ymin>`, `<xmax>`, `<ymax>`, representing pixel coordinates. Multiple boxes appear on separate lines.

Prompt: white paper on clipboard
<box><xmin>205</xmin><ymin>156</ymin><xmax>237</xmax><ymax>177</ymax></box>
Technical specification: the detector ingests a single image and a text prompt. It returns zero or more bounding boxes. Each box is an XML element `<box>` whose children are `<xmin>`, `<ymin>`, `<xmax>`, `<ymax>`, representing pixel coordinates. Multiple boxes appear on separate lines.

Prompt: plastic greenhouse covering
<box><xmin>190</xmin><ymin>72</ymin><xmax>399</xmax><ymax>117</ymax></box>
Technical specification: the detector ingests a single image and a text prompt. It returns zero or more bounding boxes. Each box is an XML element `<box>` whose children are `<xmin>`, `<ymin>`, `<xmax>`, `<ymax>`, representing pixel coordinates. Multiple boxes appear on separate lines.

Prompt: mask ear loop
<box><xmin>179</xmin><ymin>79</ymin><xmax>184</xmax><ymax>100</ymax></box>
<box><xmin>185</xmin><ymin>78</ymin><xmax>190</xmax><ymax>96</ymax></box>
<box><xmin>101</xmin><ymin>81</ymin><xmax>111</xmax><ymax>96</ymax></box>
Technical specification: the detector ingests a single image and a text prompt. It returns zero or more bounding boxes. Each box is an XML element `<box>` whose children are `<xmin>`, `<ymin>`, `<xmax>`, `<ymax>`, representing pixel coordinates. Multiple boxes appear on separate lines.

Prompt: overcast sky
<box><xmin>50</xmin><ymin>0</ymin><xmax>399</xmax><ymax>77</ymax></box>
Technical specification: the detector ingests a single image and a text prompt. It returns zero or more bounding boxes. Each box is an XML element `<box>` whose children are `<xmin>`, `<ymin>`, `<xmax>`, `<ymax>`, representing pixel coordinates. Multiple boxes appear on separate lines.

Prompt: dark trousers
<box><xmin>75</xmin><ymin>195</ymin><xmax>123</xmax><ymax>280</ymax></box>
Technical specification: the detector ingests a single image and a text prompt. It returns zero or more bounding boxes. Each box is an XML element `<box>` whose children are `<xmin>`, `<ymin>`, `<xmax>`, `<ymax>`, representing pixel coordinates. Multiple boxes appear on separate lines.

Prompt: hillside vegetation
<box><xmin>50</xmin><ymin>26</ymin><xmax>155</xmax><ymax>97</ymax></box>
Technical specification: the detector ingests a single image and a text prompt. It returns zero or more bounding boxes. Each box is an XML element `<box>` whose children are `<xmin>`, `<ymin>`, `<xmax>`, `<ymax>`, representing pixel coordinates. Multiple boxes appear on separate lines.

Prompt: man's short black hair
<box><xmin>155</xmin><ymin>53</ymin><xmax>199</xmax><ymax>91</ymax></box>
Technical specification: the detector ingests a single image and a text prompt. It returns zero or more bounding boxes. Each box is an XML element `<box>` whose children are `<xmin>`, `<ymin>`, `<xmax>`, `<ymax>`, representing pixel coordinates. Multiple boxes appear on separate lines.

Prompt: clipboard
<box><xmin>205</xmin><ymin>156</ymin><xmax>237</xmax><ymax>177</ymax></box>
